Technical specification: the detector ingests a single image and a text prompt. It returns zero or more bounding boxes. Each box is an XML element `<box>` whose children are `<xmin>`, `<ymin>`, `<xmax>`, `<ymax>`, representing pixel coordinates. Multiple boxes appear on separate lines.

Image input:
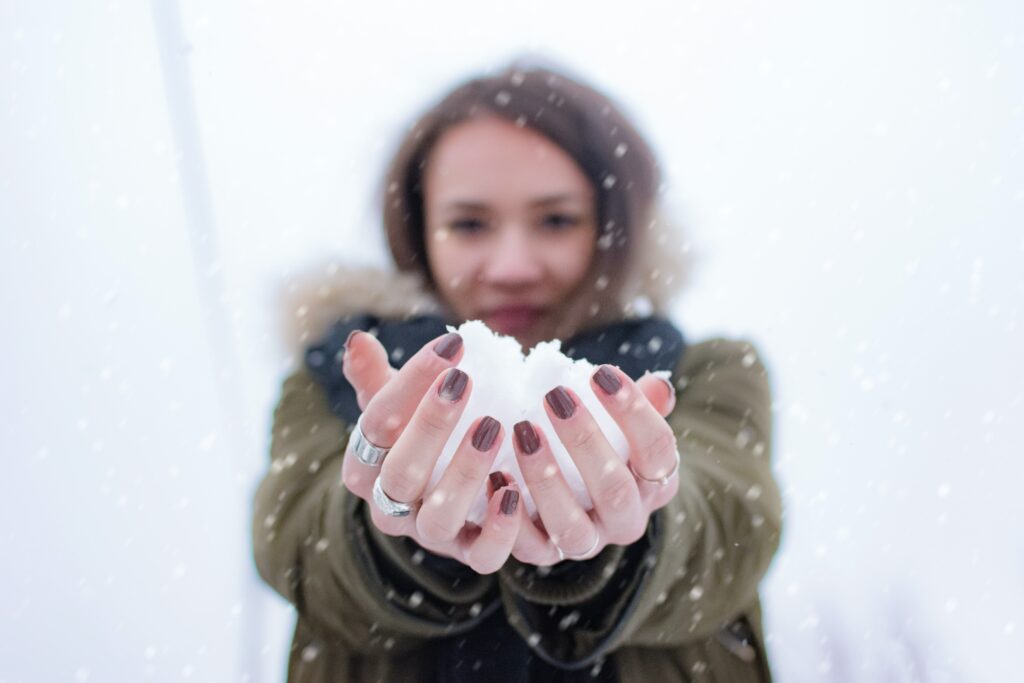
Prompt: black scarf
<box><xmin>305</xmin><ymin>314</ymin><xmax>686</xmax><ymax>682</ymax></box>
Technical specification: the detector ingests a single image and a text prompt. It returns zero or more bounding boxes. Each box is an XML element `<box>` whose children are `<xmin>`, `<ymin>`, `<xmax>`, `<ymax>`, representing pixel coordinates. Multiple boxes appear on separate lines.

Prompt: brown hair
<box><xmin>379</xmin><ymin>55</ymin><xmax>689</xmax><ymax>336</ymax></box>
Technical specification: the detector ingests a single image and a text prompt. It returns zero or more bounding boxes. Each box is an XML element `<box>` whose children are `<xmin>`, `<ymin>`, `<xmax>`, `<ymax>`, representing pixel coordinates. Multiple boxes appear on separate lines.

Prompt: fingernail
<box><xmin>438</xmin><ymin>368</ymin><xmax>468</xmax><ymax>401</ymax></box>
<box><xmin>514</xmin><ymin>421</ymin><xmax>540</xmax><ymax>455</ymax></box>
<box><xmin>472</xmin><ymin>416</ymin><xmax>501</xmax><ymax>452</ymax></box>
<box><xmin>593</xmin><ymin>365</ymin><xmax>622</xmax><ymax>396</ymax></box>
<box><xmin>545</xmin><ymin>386</ymin><xmax>576</xmax><ymax>419</ymax></box>
<box><xmin>500</xmin><ymin>489</ymin><xmax>519</xmax><ymax>515</ymax></box>
<box><xmin>659</xmin><ymin>376</ymin><xmax>676</xmax><ymax>401</ymax></box>
<box><xmin>433</xmin><ymin>333</ymin><xmax>463</xmax><ymax>360</ymax></box>
<box><xmin>344</xmin><ymin>329</ymin><xmax>361</xmax><ymax>353</ymax></box>
<box><xmin>489</xmin><ymin>471</ymin><xmax>508</xmax><ymax>491</ymax></box>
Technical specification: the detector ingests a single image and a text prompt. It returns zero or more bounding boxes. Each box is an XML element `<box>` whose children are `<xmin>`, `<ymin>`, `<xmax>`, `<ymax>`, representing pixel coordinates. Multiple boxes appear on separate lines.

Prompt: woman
<box><xmin>253</xmin><ymin>59</ymin><xmax>782</xmax><ymax>682</ymax></box>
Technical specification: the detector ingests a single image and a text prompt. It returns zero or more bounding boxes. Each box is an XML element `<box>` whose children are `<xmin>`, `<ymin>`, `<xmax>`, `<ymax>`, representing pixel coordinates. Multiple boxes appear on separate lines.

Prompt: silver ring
<box><xmin>372</xmin><ymin>475</ymin><xmax>418</xmax><ymax>517</ymax></box>
<box><xmin>555</xmin><ymin>529</ymin><xmax>601</xmax><ymax>562</ymax></box>
<box><xmin>628</xmin><ymin>449</ymin><xmax>680</xmax><ymax>486</ymax></box>
<box><xmin>350</xmin><ymin>415</ymin><xmax>390</xmax><ymax>467</ymax></box>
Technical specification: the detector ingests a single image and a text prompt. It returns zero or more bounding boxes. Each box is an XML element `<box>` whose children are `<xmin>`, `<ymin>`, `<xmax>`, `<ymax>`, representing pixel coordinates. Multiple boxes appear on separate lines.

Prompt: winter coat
<box><xmin>252</xmin><ymin>269</ymin><xmax>782</xmax><ymax>682</ymax></box>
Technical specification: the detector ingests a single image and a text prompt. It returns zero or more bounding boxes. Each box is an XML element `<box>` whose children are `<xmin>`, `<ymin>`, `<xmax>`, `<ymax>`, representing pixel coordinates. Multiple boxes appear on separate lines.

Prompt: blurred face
<box><xmin>423</xmin><ymin>116</ymin><xmax>598</xmax><ymax>350</ymax></box>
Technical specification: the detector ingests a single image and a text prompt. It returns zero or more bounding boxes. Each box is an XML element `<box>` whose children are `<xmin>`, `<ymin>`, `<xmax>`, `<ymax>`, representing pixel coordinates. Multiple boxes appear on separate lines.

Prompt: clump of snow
<box><xmin>426</xmin><ymin>319</ymin><xmax>669</xmax><ymax>524</ymax></box>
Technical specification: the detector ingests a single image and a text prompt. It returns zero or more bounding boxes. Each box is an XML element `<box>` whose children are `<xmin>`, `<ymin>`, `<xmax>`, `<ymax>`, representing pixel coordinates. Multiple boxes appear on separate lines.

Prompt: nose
<box><xmin>480</xmin><ymin>225</ymin><xmax>543</xmax><ymax>286</ymax></box>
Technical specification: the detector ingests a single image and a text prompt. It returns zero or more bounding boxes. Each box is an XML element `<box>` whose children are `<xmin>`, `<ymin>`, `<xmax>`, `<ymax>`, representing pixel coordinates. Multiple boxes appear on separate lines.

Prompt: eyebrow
<box><xmin>444</xmin><ymin>193</ymin><xmax>581</xmax><ymax>211</ymax></box>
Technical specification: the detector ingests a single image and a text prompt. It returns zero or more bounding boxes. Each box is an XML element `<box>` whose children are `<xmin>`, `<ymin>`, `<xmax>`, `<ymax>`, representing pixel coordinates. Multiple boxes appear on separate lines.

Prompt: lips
<box><xmin>484</xmin><ymin>305</ymin><xmax>543</xmax><ymax>335</ymax></box>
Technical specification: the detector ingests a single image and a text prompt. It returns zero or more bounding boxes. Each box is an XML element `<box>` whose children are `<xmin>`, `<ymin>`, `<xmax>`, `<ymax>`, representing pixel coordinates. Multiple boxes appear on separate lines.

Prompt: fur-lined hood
<box><xmin>278</xmin><ymin>208</ymin><xmax>698</xmax><ymax>356</ymax></box>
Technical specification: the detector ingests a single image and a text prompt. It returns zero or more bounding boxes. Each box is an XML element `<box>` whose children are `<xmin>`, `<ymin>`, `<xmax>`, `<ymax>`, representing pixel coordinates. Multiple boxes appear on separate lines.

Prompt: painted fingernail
<box><xmin>433</xmin><ymin>333</ymin><xmax>463</xmax><ymax>360</ymax></box>
<box><xmin>438</xmin><ymin>368</ymin><xmax>468</xmax><ymax>402</ymax></box>
<box><xmin>593</xmin><ymin>365</ymin><xmax>622</xmax><ymax>396</ymax></box>
<box><xmin>500</xmin><ymin>489</ymin><xmax>519</xmax><ymax>515</ymax></box>
<box><xmin>344</xmin><ymin>329</ymin><xmax>361</xmax><ymax>353</ymax></box>
<box><xmin>489</xmin><ymin>471</ymin><xmax>508</xmax><ymax>491</ymax></box>
<box><xmin>473</xmin><ymin>416</ymin><xmax>501</xmax><ymax>452</ymax></box>
<box><xmin>545</xmin><ymin>386</ymin><xmax>576</xmax><ymax>419</ymax></box>
<box><xmin>514</xmin><ymin>421</ymin><xmax>540</xmax><ymax>455</ymax></box>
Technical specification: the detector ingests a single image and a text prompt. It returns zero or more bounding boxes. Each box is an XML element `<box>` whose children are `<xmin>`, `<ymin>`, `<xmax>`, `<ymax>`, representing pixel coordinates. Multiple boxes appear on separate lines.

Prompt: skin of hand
<box><xmin>341</xmin><ymin>330</ymin><xmax>678</xmax><ymax>571</ymax></box>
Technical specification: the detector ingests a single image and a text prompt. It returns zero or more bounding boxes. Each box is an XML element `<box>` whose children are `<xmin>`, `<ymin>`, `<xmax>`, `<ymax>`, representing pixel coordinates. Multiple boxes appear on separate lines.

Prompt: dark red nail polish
<box><xmin>438</xmin><ymin>368</ymin><xmax>468</xmax><ymax>402</ymax></box>
<box><xmin>472</xmin><ymin>416</ymin><xmax>500</xmax><ymax>452</ymax></box>
<box><xmin>545</xmin><ymin>386</ymin><xmax>576</xmax><ymax>419</ymax></box>
<box><xmin>514</xmin><ymin>421</ymin><xmax>540</xmax><ymax>455</ymax></box>
<box><xmin>433</xmin><ymin>333</ymin><xmax>463</xmax><ymax>360</ymax></box>
<box><xmin>489</xmin><ymin>471</ymin><xmax>508</xmax><ymax>492</ymax></box>
<box><xmin>500</xmin><ymin>489</ymin><xmax>519</xmax><ymax>515</ymax></box>
<box><xmin>593</xmin><ymin>365</ymin><xmax>622</xmax><ymax>396</ymax></box>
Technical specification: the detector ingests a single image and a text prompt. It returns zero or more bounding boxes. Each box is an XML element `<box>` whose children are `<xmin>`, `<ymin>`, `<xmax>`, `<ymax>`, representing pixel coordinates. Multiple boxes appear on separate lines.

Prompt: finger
<box><xmin>460</xmin><ymin>482</ymin><xmax>522</xmax><ymax>574</ymax></box>
<box><xmin>355</xmin><ymin>331</ymin><xmax>464</xmax><ymax>449</ymax></box>
<box><xmin>484</xmin><ymin>471</ymin><xmax>558</xmax><ymax>566</ymax></box>
<box><xmin>364</xmin><ymin>489</ymin><xmax>419</xmax><ymax>539</ymax></box>
<box><xmin>341</xmin><ymin>330</ymin><xmax>397</xmax><ymax>411</ymax></box>
<box><xmin>590</xmin><ymin>365</ymin><xmax>681</xmax><ymax>500</ymax></box>
<box><xmin>377</xmin><ymin>367</ymin><xmax>472</xmax><ymax>506</ymax></box>
<box><xmin>416</xmin><ymin>416</ymin><xmax>503</xmax><ymax>546</ymax></box>
<box><xmin>510</xmin><ymin>513</ymin><xmax>566</xmax><ymax>567</ymax></box>
<box><xmin>542</xmin><ymin>386</ymin><xmax>646</xmax><ymax>545</ymax></box>
<box><xmin>511</xmin><ymin>420</ymin><xmax>604</xmax><ymax>559</ymax></box>
<box><xmin>635</xmin><ymin>370</ymin><xmax>677</xmax><ymax>418</ymax></box>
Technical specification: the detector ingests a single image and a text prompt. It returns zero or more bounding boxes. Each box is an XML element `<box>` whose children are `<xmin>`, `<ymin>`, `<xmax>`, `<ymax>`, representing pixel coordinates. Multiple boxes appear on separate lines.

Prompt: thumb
<box><xmin>341</xmin><ymin>330</ymin><xmax>397</xmax><ymax>411</ymax></box>
<box><xmin>636</xmin><ymin>371</ymin><xmax>677</xmax><ymax>418</ymax></box>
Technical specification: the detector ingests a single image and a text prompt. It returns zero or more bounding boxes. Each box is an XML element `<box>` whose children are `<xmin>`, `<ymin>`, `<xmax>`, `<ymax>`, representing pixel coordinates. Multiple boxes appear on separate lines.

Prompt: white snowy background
<box><xmin>2</xmin><ymin>1</ymin><xmax>1021</xmax><ymax>681</ymax></box>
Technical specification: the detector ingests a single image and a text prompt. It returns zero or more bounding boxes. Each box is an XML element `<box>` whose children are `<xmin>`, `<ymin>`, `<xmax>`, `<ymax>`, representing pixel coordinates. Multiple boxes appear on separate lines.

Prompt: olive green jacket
<box><xmin>253</xmin><ymin>309</ymin><xmax>782</xmax><ymax>682</ymax></box>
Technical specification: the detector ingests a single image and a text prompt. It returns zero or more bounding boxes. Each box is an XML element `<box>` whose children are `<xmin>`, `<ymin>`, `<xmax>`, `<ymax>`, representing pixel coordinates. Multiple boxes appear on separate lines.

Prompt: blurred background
<box><xmin>2</xmin><ymin>1</ymin><xmax>1022</xmax><ymax>681</ymax></box>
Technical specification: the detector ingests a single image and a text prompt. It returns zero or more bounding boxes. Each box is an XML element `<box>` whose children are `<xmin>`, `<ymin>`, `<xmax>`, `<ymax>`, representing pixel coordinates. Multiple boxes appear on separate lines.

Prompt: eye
<box><xmin>541</xmin><ymin>213</ymin><xmax>581</xmax><ymax>230</ymax></box>
<box><xmin>449</xmin><ymin>218</ymin><xmax>486</xmax><ymax>233</ymax></box>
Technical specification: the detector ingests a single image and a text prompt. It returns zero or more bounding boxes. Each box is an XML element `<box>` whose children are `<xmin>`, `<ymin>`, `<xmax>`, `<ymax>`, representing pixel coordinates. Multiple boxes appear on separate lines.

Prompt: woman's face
<box><xmin>423</xmin><ymin>115</ymin><xmax>598</xmax><ymax>350</ymax></box>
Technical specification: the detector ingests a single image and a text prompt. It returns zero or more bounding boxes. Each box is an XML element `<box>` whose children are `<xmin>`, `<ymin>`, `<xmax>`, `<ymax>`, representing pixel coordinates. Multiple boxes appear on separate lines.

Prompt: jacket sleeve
<box><xmin>252</xmin><ymin>367</ymin><xmax>500</xmax><ymax>654</ymax></box>
<box><xmin>496</xmin><ymin>338</ymin><xmax>782</xmax><ymax>666</ymax></box>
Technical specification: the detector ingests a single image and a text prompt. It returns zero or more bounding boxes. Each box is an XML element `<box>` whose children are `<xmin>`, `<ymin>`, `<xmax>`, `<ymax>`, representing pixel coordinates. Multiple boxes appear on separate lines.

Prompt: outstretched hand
<box><xmin>341</xmin><ymin>330</ymin><xmax>679</xmax><ymax>571</ymax></box>
<box><xmin>340</xmin><ymin>330</ymin><xmax>525</xmax><ymax>575</ymax></box>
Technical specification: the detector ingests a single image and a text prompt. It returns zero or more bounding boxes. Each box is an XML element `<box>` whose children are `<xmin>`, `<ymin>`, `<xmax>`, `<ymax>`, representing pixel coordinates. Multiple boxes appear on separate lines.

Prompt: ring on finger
<box><xmin>555</xmin><ymin>528</ymin><xmax>601</xmax><ymax>562</ymax></box>
<box><xmin>351</xmin><ymin>415</ymin><xmax>391</xmax><ymax>467</ymax></box>
<box><xmin>372</xmin><ymin>475</ymin><xmax>419</xmax><ymax>517</ymax></box>
<box><xmin>628</xmin><ymin>449</ymin><xmax>680</xmax><ymax>486</ymax></box>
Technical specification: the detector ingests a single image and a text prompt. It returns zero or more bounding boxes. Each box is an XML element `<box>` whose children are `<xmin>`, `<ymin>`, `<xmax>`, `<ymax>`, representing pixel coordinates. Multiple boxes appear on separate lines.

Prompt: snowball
<box><xmin>425</xmin><ymin>320</ymin><xmax>670</xmax><ymax>524</ymax></box>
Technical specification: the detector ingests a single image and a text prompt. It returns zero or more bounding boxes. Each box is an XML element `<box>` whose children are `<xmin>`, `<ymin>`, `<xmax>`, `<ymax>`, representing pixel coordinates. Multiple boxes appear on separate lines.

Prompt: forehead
<box><xmin>424</xmin><ymin>116</ymin><xmax>594</xmax><ymax>205</ymax></box>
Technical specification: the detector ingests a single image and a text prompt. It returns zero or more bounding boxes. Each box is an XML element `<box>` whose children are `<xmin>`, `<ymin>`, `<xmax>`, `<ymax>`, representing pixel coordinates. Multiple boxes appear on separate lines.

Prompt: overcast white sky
<box><xmin>2</xmin><ymin>1</ymin><xmax>1022</xmax><ymax>681</ymax></box>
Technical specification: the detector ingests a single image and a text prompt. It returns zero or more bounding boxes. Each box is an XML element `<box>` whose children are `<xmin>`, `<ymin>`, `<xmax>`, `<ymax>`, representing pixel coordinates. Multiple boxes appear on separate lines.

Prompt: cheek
<box><xmin>426</xmin><ymin>232</ymin><xmax>475</xmax><ymax>295</ymax></box>
<box><xmin>552</xmin><ymin>234</ymin><xmax>596</xmax><ymax>287</ymax></box>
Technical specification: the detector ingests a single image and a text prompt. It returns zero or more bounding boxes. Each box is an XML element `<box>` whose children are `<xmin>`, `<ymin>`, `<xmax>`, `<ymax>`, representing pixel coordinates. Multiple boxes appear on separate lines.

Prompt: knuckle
<box><xmin>368</xmin><ymin>506</ymin><xmax>403</xmax><ymax>537</ymax></box>
<box><xmin>416</xmin><ymin>405</ymin><xmax>454</xmax><ymax>440</ymax></box>
<box><xmin>466</xmin><ymin>551</ymin><xmax>500</xmax><ymax>575</ymax></box>
<box><xmin>358</xmin><ymin>407</ymin><xmax>399</xmax><ymax>445</ymax></box>
<box><xmin>597</xmin><ymin>471</ymin><xmax>638</xmax><ymax>513</ymax></box>
<box><xmin>554</xmin><ymin>522</ymin><xmax>593</xmax><ymax>551</ymax></box>
<box><xmin>616</xmin><ymin>516</ymin><xmax>648</xmax><ymax>545</ymax></box>
<box><xmin>379</xmin><ymin>464</ymin><xmax>422</xmax><ymax>504</ymax></box>
<box><xmin>448</xmin><ymin>455</ymin><xmax>484</xmax><ymax>491</ymax></box>
<box><xmin>411</xmin><ymin>356</ymin><xmax>446</xmax><ymax>387</ymax></box>
<box><xmin>416</xmin><ymin>511</ymin><xmax>458</xmax><ymax>545</ymax></box>
<box><xmin>644</xmin><ymin>428</ymin><xmax>679</xmax><ymax>461</ymax></box>
<box><xmin>571</xmin><ymin>423</ymin><xmax>605</xmax><ymax>452</ymax></box>
<box><xmin>526</xmin><ymin>468</ymin><xmax>562</xmax><ymax>496</ymax></box>
<box><xmin>341</xmin><ymin>465</ymin><xmax>365</xmax><ymax>494</ymax></box>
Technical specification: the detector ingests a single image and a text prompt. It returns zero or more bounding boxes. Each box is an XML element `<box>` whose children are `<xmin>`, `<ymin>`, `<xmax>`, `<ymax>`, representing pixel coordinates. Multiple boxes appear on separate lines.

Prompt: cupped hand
<box><xmin>507</xmin><ymin>366</ymin><xmax>680</xmax><ymax>566</ymax></box>
<box><xmin>340</xmin><ymin>330</ymin><xmax>525</xmax><ymax>575</ymax></box>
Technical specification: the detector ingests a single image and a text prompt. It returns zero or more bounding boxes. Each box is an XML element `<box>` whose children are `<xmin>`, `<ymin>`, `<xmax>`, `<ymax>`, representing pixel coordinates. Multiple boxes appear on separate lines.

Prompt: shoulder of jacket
<box><xmin>278</xmin><ymin>264</ymin><xmax>443</xmax><ymax>356</ymax></box>
<box><xmin>677</xmin><ymin>337</ymin><xmax>765</xmax><ymax>370</ymax></box>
